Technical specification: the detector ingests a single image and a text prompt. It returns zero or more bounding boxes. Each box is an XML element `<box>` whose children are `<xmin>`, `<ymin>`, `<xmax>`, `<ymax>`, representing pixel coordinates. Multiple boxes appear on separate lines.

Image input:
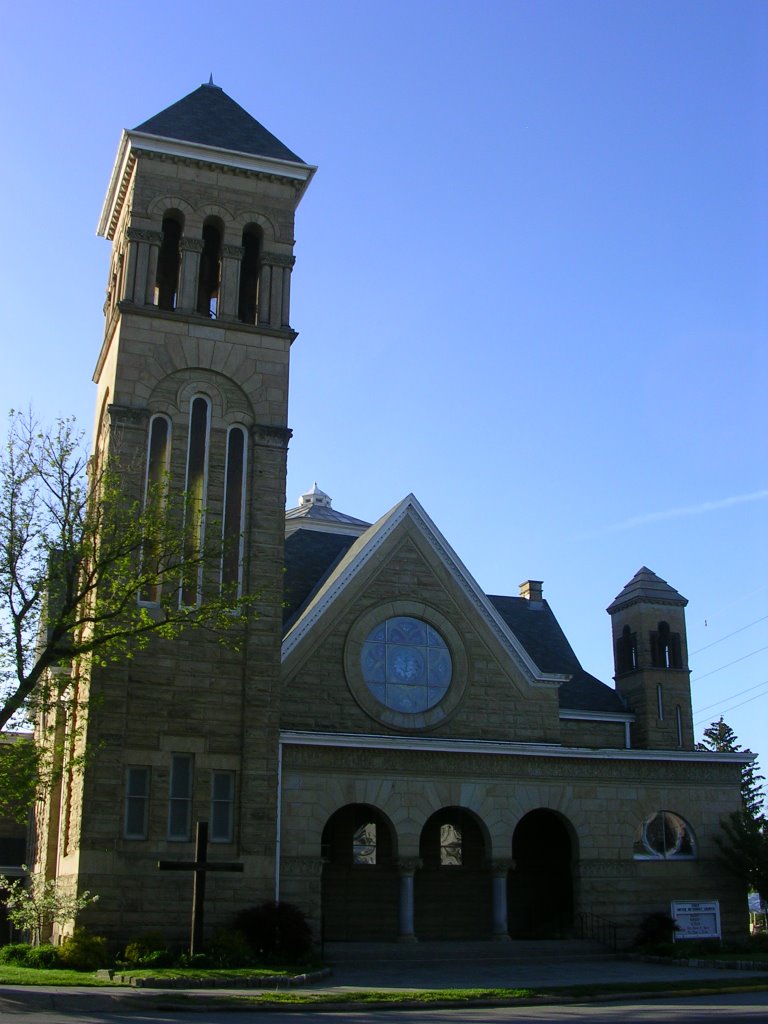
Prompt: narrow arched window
<box><xmin>155</xmin><ymin>212</ymin><xmax>183</xmax><ymax>310</ymax></box>
<box><xmin>197</xmin><ymin>219</ymin><xmax>222</xmax><ymax>318</ymax></box>
<box><xmin>676</xmin><ymin>705</ymin><xmax>683</xmax><ymax>748</ymax></box>
<box><xmin>141</xmin><ymin>414</ymin><xmax>171</xmax><ymax>602</ymax></box>
<box><xmin>656</xmin><ymin>683</ymin><xmax>664</xmax><ymax>720</ymax></box>
<box><xmin>182</xmin><ymin>396</ymin><xmax>210</xmax><ymax>605</ymax></box>
<box><xmin>221</xmin><ymin>425</ymin><xmax>247</xmax><ymax>593</ymax></box>
<box><xmin>238</xmin><ymin>225</ymin><xmax>262</xmax><ymax>324</ymax></box>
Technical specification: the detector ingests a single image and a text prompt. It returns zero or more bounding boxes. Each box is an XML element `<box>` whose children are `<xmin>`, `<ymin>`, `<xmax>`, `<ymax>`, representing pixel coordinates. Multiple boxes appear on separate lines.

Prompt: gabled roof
<box><xmin>133</xmin><ymin>82</ymin><xmax>305</xmax><ymax>164</ymax></box>
<box><xmin>282</xmin><ymin>494</ymin><xmax>567</xmax><ymax>687</ymax></box>
<box><xmin>607</xmin><ymin>566</ymin><xmax>688</xmax><ymax>613</ymax></box>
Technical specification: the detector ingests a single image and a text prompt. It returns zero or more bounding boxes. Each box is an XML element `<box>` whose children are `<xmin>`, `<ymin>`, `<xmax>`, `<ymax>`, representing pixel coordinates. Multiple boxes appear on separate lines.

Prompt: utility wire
<box><xmin>690</xmin><ymin>615</ymin><xmax>768</xmax><ymax>656</ymax></box>
<box><xmin>695</xmin><ymin>678</ymin><xmax>768</xmax><ymax>716</ymax></box>
<box><xmin>694</xmin><ymin>681</ymin><xmax>768</xmax><ymax>726</ymax></box>
<box><xmin>691</xmin><ymin>644</ymin><xmax>768</xmax><ymax>682</ymax></box>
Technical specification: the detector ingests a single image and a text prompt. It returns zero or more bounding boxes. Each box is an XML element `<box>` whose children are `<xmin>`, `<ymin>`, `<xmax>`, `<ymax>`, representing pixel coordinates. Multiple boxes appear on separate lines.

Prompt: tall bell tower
<box><xmin>35</xmin><ymin>83</ymin><xmax>314</xmax><ymax>941</ymax></box>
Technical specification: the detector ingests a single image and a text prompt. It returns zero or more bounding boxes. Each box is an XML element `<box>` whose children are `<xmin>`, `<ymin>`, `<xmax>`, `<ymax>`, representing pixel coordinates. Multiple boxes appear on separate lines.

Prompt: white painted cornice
<box><xmin>281</xmin><ymin>493</ymin><xmax>568</xmax><ymax>687</ymax></box>
<box><xmin>97</xmin><ymin>130</ymin><xmax>317</xmax><ymax>239</ymax></box>
<box><xmin>279</xmin><ymin>728</ymin><xmax>755</xmax><ymax>764</ymax></box>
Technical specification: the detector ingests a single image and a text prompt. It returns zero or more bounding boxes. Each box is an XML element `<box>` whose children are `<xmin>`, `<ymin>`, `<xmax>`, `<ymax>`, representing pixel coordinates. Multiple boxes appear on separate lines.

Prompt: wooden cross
<box><xmin>158</xmin><ymin>819</ymin><xmax>243</xmax><ymax>954</ymax></box>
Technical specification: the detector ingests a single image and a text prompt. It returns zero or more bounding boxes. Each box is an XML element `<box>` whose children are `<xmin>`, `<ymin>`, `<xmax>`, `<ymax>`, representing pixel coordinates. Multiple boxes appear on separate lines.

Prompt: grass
<box><xmin>0</xmin><ymin>965</ymin><xmax>117</xmax><ymax>986</ymax></box>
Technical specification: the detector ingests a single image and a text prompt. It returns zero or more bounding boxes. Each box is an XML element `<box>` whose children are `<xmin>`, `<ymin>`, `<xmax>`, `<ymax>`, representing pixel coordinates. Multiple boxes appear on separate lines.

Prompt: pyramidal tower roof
<box><xmin>132</xmin><ymin>80</ymin><xmax>305</xmax><ymax>164</ymax></box>
<box><xmin>607</xmin><ymin>567</ymin><xmax>688</xmax><ymax>613</ymax></box>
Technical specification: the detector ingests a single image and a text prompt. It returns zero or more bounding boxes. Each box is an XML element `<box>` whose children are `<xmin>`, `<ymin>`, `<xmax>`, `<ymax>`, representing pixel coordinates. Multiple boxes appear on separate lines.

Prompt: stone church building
<box><xmin>33</xmin><ymin>83</ymin><xmax>748</xmax><ymax>947</ymax></box>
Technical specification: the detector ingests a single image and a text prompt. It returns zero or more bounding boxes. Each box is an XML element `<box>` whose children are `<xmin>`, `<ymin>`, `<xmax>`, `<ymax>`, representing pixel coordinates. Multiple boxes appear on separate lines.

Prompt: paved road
<box><xmin>2</xmin><ymin>991</ymin><xmax>768</xmax><ymax>1023</ymax></box>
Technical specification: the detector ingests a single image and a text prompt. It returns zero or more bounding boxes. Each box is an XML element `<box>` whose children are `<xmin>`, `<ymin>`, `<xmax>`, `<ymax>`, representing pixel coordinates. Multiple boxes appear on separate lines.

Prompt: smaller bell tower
<box><xmin>607</xmin><ymin>567</ymin><xmax>694</xmax><ymax>750</ymax></box>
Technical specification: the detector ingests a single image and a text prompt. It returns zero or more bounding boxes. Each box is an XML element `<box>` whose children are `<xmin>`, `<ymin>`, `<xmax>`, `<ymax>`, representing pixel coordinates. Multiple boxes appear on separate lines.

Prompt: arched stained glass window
<box><xmin>440</xmin><ymin>823</ymin><xmax>462</xmax><ymax>866</ymax></box>
<box><xmin>352</xmin><ymin>822</ymin><xmax>377</xmax><ymax>865</ymax></box>
<box><xmin>221</xmin><ymin>425</ymin><xmax>247</xmax><ymax>593</ymax></box>
<box><xmin>182</xmin><ymin>396</ymin><xmax>210</xmax><ymax>605</ymax></box>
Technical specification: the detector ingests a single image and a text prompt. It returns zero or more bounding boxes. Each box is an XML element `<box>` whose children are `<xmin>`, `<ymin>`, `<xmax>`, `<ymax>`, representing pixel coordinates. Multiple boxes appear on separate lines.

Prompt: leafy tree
<box><xmin>697</xmin><ymin>717</ymin><xmax>765</xmax><ymax>820</ymax></box>
<box><xmin>698</xmin><ymin>718</ymin><xmax>768</xmax><ymax>903</ymax></box>
<box><xmin>0</xmin><ymin>868</ymin><xmax>99</xmax><ymax>945</ymax></box>
<box><xmin>0</xmin><ymin>411</ymin><xmax>253</xmax><ymax>819</ymax></box>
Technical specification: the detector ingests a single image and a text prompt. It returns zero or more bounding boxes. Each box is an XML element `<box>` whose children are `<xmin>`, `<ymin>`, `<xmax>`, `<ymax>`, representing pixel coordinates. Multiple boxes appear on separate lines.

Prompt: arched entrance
<box><xmin>509</xmin><ymin>809</ymin><xmax>575</xmax><ymax>938</ymax></box>
<box><xmin>320</xmin><ymin>804</ymin><xmax>399</xmax><ymax>940</ymax></box>
<box><xmin>415</xmin><ymin>807</ymin><xmax>491</xmax><ymax>939</ymax></box>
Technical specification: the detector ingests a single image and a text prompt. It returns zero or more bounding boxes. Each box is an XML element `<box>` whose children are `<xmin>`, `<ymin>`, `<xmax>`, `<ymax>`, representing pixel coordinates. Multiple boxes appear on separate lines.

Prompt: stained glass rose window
<box><xmin>360</xmin><ymin>615</ymin><xmax>452</xmax><ymax>713</ymax></box>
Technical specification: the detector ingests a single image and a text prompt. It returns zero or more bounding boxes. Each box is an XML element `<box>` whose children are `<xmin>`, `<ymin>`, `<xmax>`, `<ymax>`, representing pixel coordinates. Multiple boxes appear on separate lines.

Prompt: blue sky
<box><xmin>2</xmin><ymin>1</ymin><xmax>766</xmax><ymax>758</ymax></box>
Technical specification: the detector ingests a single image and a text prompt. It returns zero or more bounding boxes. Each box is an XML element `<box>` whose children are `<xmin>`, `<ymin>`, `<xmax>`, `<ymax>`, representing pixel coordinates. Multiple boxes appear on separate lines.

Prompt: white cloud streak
<box><xmin>609</xmin><ymin>489</ymin><xmax>768</xmax><ymax>532</ymax></box>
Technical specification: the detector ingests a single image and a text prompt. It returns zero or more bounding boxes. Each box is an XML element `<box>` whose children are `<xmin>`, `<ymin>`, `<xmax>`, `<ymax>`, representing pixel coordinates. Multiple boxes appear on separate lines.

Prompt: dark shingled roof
<box><xmin>133</xmin><ymin>83</ymin><xmax>305</xmax><ymax>164</ymax></box>
<box><xmin>281</xmin><ymin>533</ymin><xmax>626</xmax><ymax>716</ymax></box>
<box><xmin>489</xmin><ymin>596</ymin><xmax>627</xmax><ymax>714</ymax></box>
<box><xmin>283</xmin><ymin>530</ymin><xmax>357</xmax><ymax>628</ymax></box>
<box><xmin>607</xmin><ymin>566</ymin><xmax>687</xmax><ymax>613</ymax></box>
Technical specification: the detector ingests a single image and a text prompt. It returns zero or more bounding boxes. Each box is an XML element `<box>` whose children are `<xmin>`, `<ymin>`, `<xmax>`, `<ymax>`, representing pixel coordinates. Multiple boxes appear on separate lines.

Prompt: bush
<box><xmin>0</xmin><ymin>942</ymin><xmax>60</xmax><ymax>968</ymax></box>
<box><xmin>232</xmin><ymin>901</ymin><xmax>312</xmax><ymax>962</ymax></box>
<box><xmin>632</xmin><ymin>912</ymin><xmax>679</xmax><ymax>949</ymax></box>
<box><xmin>57</xmin><ymin>929</ymin><xmax>111</xmax><ymax>971</ymax></box>
<box><xmin>122</xmin><ymin>930</ymin><xmax>171</xmax><ymax>965</ymax></box>
<box><xmin>207</xmin><ymin>928</ymin><xmax>257</xmax><ymax>968</ymax></box>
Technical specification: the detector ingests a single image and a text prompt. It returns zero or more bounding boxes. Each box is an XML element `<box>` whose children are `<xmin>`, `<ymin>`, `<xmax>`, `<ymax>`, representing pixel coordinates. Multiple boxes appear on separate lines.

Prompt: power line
<box><xmin>690</xmin><ymin>615</ymin><xmax>768</xmax><ymax>656</ymax></box>
<box><xmin>695</xmin><ymin>678</ymin><xmax>768</xmax><ymax>716</ymax></box>
<box><xmin>690</xmin><ymin>644</ymin><xmax>768</xmax><ymax>683</ymax></box>
<box><xmin>694</xmin><ymin>681</ymin><xmax>768</xmax><ymax>726</ymax></box>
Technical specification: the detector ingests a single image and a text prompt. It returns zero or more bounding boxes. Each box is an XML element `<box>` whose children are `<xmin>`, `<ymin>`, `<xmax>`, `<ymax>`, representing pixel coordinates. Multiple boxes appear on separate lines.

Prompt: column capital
<box><xmin>262</xmin><ymin>252</ymin><xmax>295</xmax><ymax>269</ymax></box>
<box><xmin>126</xmin><ymin>228</ymin><xmax>163</xmax><ymax>244</ymax></box>
<box><xmin>396</xmin><ymin>857</ymin><xmax>422</xmax><ymax>876</ymax></box>
<box><xmin>180</xmin><ymin>237</ymin><xmax>204</xmax><ymax>253</ymax></box>
<box><xmin>491</xmin><ymin>858</ymin><xmax>515</xmax><ymax>876</ymax></box>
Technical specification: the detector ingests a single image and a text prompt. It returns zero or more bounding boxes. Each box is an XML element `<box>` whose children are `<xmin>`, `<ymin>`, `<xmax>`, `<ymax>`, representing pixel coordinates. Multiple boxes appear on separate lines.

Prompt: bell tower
<box><xmin>36</xmin><ymin>83</ymin><xmax>315</xmax><ymax>942</ymax></box>
<box><xmin>607</xmin><ymin>567</ymin><xmax>694</xmax><ymax>750</ymax></box>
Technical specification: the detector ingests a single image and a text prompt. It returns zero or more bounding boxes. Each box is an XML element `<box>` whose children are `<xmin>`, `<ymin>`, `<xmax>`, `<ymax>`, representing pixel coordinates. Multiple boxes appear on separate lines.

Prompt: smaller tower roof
<box><xmin>133</xmin><ymin>81</ymin><xmax>305</xmax><ymax>164</ymax></box>
<box><xmin>607</xmin><ymin>567</ymin><xmax>688</xmax><ymax>614</ymax></box>
<box><xmin>285</xmin><ymin>484</ymin><xmax>371</xmax><ymax>538</ymax></box>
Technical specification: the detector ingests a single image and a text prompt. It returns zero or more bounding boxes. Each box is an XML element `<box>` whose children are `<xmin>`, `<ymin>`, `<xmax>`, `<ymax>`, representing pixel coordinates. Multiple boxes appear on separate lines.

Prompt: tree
<box><xmin>0</xmin><ymin>868</ymin><xmax>98</xmax><ymax>945</ymax></box>
<box><xmin>697</xmin><ymin>717</ymin><xmax>765</xmax><ymax>820</ymax></box>
<box><xmin>698</xmin><ymin>718</ymin><xmax>768</xmax><ymax>903</ymax></box>
<box><xmin>0</xmin><ymin>411</ymin><xmax>252</xmax><ymax>735</ymax></box>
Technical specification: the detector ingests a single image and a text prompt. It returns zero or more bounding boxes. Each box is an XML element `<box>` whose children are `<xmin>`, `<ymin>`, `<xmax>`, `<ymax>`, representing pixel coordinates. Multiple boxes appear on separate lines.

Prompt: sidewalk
<box><xmin>1</xmin><ymin>945</ymin><xmax>767</xmax><ymax>1015</ymax></box>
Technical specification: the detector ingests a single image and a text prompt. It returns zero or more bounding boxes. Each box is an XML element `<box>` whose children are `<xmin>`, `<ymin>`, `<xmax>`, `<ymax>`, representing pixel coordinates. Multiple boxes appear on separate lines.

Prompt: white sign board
<box><xmin>670</xmin><ymin>900</ymin><xmax>721</xmax><ymax>941</ymax></box>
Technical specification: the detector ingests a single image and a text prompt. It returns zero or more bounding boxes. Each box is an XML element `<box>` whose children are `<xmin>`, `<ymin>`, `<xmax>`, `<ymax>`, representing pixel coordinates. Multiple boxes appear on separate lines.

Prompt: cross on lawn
<box><xmin>158</xmin><ymin>819</ymin><xmax>243</xmax><ymax>954</ymax></box>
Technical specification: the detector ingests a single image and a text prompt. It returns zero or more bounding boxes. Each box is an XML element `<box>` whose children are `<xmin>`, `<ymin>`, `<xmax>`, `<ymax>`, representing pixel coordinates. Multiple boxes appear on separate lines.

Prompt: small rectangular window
<box><xmin>124</xmin><ymin>767</ymin><xmax>150</xmax><ymax>839</ymax></box>
<box><xmin>168</xmin><ymin>754</ymin><xmax>193</xmax><ymax>840</ymax></box>
<box><xmin>210</xmin><ymin>771</ymin><xmax>235</xmax><ymax>843</ymax></box>
<box><xmin>656</xmin><ymin>684</ymin><xmax>664</xmax><ymax>720</ymax></box>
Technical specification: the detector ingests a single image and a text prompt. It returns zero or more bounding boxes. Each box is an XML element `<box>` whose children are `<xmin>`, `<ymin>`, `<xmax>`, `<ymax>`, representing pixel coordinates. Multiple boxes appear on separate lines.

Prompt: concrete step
<box><xmin>322</xmin><ymin>939</ymin><xmax>616</xmax><ymax>965</ymax></box>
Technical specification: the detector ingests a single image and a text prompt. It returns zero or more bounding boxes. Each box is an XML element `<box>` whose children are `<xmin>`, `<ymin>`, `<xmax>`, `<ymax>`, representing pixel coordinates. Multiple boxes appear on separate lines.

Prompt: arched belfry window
<box><xmin>182</xmin><ymin>396</ymin><xmax>210</xmax><ymax>605</ymax></box>
<box><xmin>141</xmin><ymin>414</ymin><xmax>171</xmax><ymax>603</ymax></box>
<box><xmin>221</xmin><ymin>425</ymin><xmax>247</xmax><ymax>593</ymax></box>
<box><xmin>238</xmin><ymin>225</ymin><xmax>262</xmax><ymax>324</ymax></box>
<box><xmin>650</xmin><ymin>621</ymin><xmax>682</xmax><ymax>669</ymax></box>
<box><xmin>155</xmin><ymin>211</ymin><xmax>183</xmax><ymax>310</ymax></box>
<box><xmin>197</xmin><ymin>218</ymin><xmax>223</xmax><ymax>318</ymax></box>
<box><xmin>615</xmin><ymin>625</ymin><xmax>638</xmax><ymax>674</ymax></box>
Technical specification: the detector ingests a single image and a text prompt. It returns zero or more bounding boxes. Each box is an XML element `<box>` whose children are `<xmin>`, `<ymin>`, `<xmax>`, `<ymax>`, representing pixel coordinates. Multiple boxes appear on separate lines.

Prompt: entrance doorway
<box><xmin>415</xmin><ymin>807</ymin><xmax>491</xmax><ymax>939</ymax></box>
<box><xmin>320</xmin><ymin>804</ymin><xmax>398</xmax><ymax>940</ymax></box>
<box><xmin>509</xmin><ymin>809</ymin><xmax>574</xmax><ymax>938</ymax></box>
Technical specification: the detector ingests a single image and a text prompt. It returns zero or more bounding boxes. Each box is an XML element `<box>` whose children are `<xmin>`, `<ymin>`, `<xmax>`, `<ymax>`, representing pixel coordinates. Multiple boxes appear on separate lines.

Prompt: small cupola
<box><xmin>298</xmin><ymin>482</ymin><xmax>333</xmax><ymax>509</ymax></box>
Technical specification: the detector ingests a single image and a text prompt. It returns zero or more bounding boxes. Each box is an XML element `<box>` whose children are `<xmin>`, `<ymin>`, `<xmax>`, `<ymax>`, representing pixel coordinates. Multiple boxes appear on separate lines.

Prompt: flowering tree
<box><xmin>0</xmin><ymin>869</ymin><xmax>98</xmax><ymax>945</ymax></box>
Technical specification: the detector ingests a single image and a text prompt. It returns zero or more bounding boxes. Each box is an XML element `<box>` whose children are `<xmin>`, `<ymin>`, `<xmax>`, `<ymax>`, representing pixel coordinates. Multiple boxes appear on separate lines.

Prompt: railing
<box><xmin>576</xmin><ymin>911</ymin><xmax>619</xmax><ymax>951</ymax></box>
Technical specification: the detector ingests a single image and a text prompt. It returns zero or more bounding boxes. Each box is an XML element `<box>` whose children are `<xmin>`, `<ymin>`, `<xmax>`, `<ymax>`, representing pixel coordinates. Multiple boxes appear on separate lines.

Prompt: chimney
<box><xmin>519</xmin><ymin>580</ymin><xmax>543</xmax><ymax>602</ymax></box>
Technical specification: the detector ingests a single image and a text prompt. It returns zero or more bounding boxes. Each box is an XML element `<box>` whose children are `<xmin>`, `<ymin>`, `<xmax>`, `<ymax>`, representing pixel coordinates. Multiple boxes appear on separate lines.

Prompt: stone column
<box><xmin>257</xmin><ymin>263</ymin><xmax>271</xmax><ymax>325</ymax></box>
<box><xmin>218</xmin><ymin>244</ymin><xmax>243</xmax><ymax>320</ymax></box>
<box><xmin>491</xmin><ymin>859</ymin><xmax>514</xmax><ymax>940</ymax></box>
<box><xmin>144</xmin><ymin>231</ymin><xmax>163</xmax><ymax>305</ymax></box>
<box><xmin>397</xmin><ymin>857</ymin><xmax>421</xmax><ymax>942</ymax></box>
<box><xmin>177</xmin><ymin>238</ymin><xmax>203</xmax><ymax>313</ymax></box>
